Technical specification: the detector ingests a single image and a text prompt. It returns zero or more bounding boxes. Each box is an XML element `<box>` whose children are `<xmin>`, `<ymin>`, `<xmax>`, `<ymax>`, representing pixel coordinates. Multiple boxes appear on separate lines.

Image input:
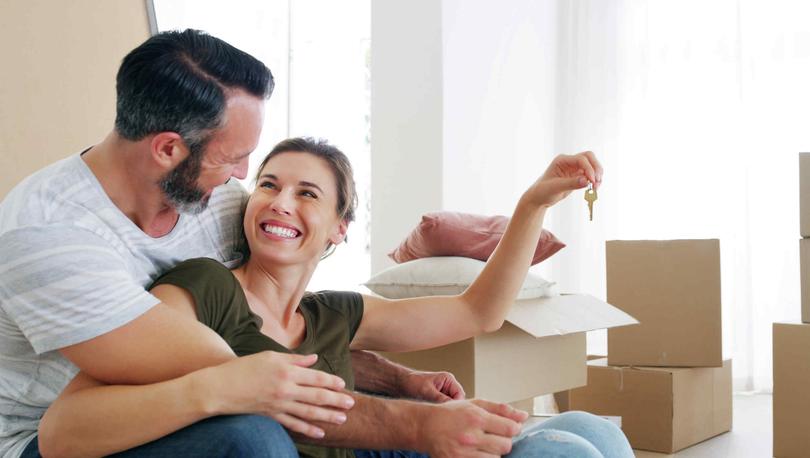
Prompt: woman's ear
<box><xmin>150</xmin><ymin>132</ymin><xmax>188</xmax><ymax>170</ymax></box>
<box><xmin>329</xmin><ymin>219</ymin><xmax>349</xmax><ymax>246</ymax></box>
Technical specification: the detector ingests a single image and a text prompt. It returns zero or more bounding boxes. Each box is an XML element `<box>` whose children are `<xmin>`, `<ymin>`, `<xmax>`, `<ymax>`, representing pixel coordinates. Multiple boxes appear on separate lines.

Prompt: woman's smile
<box><xmin>259</xmin><ymin>220</ymin><xmax>302</xmax><ymax>240</ymax></box>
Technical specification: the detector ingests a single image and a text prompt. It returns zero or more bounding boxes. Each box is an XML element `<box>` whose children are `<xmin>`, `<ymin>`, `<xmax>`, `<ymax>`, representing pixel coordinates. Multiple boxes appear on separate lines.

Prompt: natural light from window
<box><xmin>153</xmin><ymin>0</ymin><xmax>371</xmax><ymax>292</ymax></box>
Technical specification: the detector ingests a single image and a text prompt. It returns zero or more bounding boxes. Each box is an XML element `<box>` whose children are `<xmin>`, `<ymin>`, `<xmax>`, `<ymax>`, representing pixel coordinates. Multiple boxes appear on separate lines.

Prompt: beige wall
<box><xmin>0</xmin><ymin>0</ymin><xmax>150</xmax><ymax>198</ymax></box>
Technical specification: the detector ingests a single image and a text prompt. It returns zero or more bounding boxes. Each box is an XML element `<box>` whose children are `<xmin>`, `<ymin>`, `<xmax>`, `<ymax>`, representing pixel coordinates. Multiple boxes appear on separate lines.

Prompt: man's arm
<box><xmin>351</xmin><ymin>350</ymin><xmax>465</xmax><ymax>402</ymax></box>
<box><xmin>295</xmin><ymin>391</ymin><xmax>527</xmax><ymax>457</ymax></box>
<box><xmin>59</xmin><ymin>300</ymin><xmax>237</xmax><ymax>384</ymax></box>
<box><xmin>39</xmin><ymin>283</ymin><xmax>353</xmax><ymax>457</ymax></box>
<box><xmin>39</xmin><ymin>352</ymin><xmax>353</xmax><ymax>458</ymax></box>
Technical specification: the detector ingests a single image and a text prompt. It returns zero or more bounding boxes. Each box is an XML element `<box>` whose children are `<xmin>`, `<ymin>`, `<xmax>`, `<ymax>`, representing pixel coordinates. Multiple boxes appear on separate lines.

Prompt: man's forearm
<box><xmin>295</xmin><ymin>390</ymin><xmax>427</xmax><ymax>451</ymax></box>
<box><xmin>350</xmin><ymin>350</ymin><xmax>409</xmax><ymax>396</ymax></box>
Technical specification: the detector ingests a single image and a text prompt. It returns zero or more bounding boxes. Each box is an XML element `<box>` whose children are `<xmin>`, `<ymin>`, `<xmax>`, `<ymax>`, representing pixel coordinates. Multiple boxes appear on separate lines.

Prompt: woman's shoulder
<box><xmin>152</xmin><ymin>257</ymin><xmax>237</xmax><ymax>290</ymax></box>
<box><xmin>303</xmin><ymin>290</ymin><xmax>363</xmax><ymax>309</ymax></box>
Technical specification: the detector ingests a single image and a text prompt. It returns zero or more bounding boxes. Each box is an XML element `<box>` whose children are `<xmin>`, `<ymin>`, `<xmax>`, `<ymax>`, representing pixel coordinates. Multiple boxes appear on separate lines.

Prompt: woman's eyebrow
<box><xmin>299</xmin><ymin>181</ymin><xmax>324</xmax><ymax>193</ymax></box>
<box><xmin>259</xmin><ymin>174</ymin><xmax>323</xmax><ymax>193</ymax></box>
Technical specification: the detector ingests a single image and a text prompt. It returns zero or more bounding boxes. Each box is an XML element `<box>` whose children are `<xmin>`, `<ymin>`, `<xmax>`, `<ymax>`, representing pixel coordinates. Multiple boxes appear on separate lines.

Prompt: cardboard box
<box><xmin>773</xmin><ymin>322</ymin><xmax>810</xmax><ymax>457</ymax></box>
<box><xmin>553</xmin><ymin>354</ymin><xmax>605</xmax><ymax>412</ymax></box>
<box><xmin>606</xmin><ymin>239</ymin><xmax>723</xmax><ymax>367</ymax></box>
<box><xmin>802</xmin><ymin>240</ymin><xmax>810</xmax><ymax>323</ymax></box>
<box><xmin>566</xmin><ymin>358</ymin><xmax>732</xmax><ymax>454</ymax></box>
<box><xmin>801</xmin><ymin>153</ymin><xmax>810</xmax><ymax>237</ymax></box>
<box><xmin>380</xmin><ymin>294</ymin><xmax>637</xmax><ymax>403</ymax></box>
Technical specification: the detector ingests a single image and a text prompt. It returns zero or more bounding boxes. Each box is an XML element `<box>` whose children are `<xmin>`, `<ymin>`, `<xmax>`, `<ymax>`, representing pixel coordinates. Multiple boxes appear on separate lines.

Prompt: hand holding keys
<box><xmin>584</xmin><ymin>184</ymin><xmax>597</xmax><ymax>221</ymax></box>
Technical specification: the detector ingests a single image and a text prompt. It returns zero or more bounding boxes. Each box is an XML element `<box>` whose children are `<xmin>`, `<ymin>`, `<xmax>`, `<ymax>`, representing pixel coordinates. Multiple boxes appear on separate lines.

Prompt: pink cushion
<box><xmin>388</xmin><ymin>212</ymin><xmax>565</xmax><ymax>265</ymax></box>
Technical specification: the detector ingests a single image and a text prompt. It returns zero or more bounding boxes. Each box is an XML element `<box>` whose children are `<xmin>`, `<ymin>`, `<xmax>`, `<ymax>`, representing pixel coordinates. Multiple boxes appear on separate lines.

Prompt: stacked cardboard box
<box><xmin>801</xmin><ymin>153</ymin><xmax>810</xmax><ymax>322</ymax></box>
<box><xmin>772</xmin><ymin>152</ymin><xmax>810</xmax><ymax>457</ymax></box>
<box><xmin>562</xmin><ymin>239</ymin><xmax>732</xmax><ymax>454</ymax></box>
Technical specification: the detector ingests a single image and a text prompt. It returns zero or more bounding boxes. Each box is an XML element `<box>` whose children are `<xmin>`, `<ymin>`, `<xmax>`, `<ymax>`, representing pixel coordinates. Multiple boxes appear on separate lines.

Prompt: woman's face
<box><xmin>244</xmin><ymin>152</ymin><xmax>347</xmax><ymax>266</ymax></box>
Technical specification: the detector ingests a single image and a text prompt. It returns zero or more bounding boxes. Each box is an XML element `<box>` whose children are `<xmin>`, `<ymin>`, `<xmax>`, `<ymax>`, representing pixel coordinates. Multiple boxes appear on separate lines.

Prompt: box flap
<box><xmin>588</xmin><ymin>358</ymin><xmax>706</xmax><ymax>375</ymax></box>
<box><xmin>505</xmin><ymin>294</ymin><xmax>638</xmax><ymax>338</ymax></box>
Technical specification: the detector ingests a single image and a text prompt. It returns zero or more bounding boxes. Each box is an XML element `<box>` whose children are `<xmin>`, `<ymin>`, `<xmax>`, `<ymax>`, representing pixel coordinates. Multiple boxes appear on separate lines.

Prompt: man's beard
<box><xmin>159</xmin><ymin>152</ymin><xmax>209</xmax><ymax>215</ymax></box>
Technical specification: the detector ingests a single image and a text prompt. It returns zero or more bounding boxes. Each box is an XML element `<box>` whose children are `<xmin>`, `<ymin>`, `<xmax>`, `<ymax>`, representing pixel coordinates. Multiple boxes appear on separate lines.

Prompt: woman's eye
<box><xmin>301</xmin><ymin>190</ymin><xmax>318</xmax><ymax>199</ymax></box>
<box><xmin>260</xmin><ymin>181</ymin><xmax>276</xmax><ymax>189</ymax></box>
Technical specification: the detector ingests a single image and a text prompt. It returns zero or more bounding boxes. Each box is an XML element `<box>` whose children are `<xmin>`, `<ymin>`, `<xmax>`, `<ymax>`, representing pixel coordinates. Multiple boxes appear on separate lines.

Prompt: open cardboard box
<box><xmin>380</xmin><ymin>294</ymin><xmax>637</xmax><ymax>403</ymax></box>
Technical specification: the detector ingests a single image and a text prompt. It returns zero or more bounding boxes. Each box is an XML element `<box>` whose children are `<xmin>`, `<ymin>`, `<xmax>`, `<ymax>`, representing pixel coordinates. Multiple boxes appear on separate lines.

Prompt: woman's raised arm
<box><xmin>351</xmin><ymin>152</ymin><xmax>602</xmax><ymax>352</ymax></box>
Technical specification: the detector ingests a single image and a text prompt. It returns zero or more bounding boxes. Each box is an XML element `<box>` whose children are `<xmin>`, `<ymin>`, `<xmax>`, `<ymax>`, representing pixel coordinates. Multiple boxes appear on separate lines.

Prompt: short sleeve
<box><xmin>315</xmin><ymin>291</ymin><xmax>365</xmax><ymax>341</ymax></box>
<box><xmin>149</xmin><ymin>257</ymin><xmax>246</xmax><ymax>336</ymax></box>
<box><xmin>0</xmin><ymin>226</ymin><xmax>159</xmax><ymax>354</ymax></box>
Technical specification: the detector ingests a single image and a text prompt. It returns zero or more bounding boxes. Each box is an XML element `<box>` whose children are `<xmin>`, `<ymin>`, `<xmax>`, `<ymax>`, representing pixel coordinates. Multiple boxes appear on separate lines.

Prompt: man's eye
<box><xmin>260</xmin><ymin>182</ymin><xmax>276</xmax><ymax>189</ymax></box>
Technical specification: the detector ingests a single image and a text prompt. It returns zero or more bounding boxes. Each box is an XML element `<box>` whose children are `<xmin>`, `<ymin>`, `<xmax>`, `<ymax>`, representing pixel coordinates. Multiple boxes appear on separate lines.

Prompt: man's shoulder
<box><xmin>0</xmin><ymin>154</ymin><xmax>98</xmax><ymax>232</ymax></box>
<box><xmin>206</xmin><ymin>179</ymin><xmax>249</xmax><ymax>213</ymax></box>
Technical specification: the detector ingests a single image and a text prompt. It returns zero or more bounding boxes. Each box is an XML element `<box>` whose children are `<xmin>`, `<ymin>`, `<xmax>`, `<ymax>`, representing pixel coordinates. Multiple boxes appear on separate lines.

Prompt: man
<box><xmin>0</xmin><ymin>29</ymin><xmax>517</xmax><ymax>458</ymax></box>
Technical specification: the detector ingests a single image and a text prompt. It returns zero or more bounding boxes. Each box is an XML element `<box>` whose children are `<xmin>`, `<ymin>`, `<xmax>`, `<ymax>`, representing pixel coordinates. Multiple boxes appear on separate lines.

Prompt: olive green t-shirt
<box><xmin>151</xmin><ymin>257</ymin><xmax>364</xmax><ymax>458</ymax></box>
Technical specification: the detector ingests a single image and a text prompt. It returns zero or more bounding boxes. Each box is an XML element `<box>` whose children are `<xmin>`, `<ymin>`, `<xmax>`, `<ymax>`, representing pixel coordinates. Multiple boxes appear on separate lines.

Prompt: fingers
<box><xmin>281</xmin><ymin>398</ymin><xmax>348</xmax><ymax>425</ymax></box>
<box><xmin>443</xmin><ymin>378</ymin><xmax>466</xmax><ymax>400</ymax></box>
<box><xmin>476</xmin><ymin>433</ymin><xmax>514</xmax><ymax>456</ymax></box>
<box><xmin>553</xmin><ymin>151</ymin><xmax>603</xmax><ymax>190</ymax></box>
<box><xmin>286</xmin><ymin>352</ymin><xmax>319</xmax><ymax>367</ymax></box>
<box><xmin>274</xmin><ymin>412</ymin><xmax>326</xmax><ymax>439</ymax></box>
<box><xmin>294</xmin><ymin>385</ymin><xmax>355</xmax><ymax>410</ymax></box>
<box><xmin>582</xmin><ymin>150</ymin><xmax>604</xmax><ymax>188</ymax></box>
<box><xmin>471</xmin><ymin>399</ymin><xmax>529</xmax><ymax>423</ymax></box>
<box><xmin>435</xmin><ymin>393</ymin><xmax>455</xmax><ymax>403</ymax></box>
<box><xmin>481</xmin><ymin>411</ymin><xmax>521</xmax><ymax>438</ymax></box>
<box><xmin>574</xmin><ymin>153</ymin><xmax>597</xmax><ymax>185</ymax></box>
<box><xmin>288</xmin><ymin>360</ymin><xmax>348</xmax><ymax>392</ymax></box>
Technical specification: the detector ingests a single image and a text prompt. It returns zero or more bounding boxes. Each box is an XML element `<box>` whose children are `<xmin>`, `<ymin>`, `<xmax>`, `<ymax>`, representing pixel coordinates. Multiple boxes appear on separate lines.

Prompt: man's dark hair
<box><xmin>115</xmin><ymin>29</ymin><xmax>273</xmax><ymax>156</ymax></box>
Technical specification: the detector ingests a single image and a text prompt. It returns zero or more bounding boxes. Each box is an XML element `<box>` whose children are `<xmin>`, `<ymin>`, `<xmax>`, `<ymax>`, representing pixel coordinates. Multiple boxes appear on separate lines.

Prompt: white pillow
<box><xmin>363</xmin><ymin>256</ymin><xmax>558</xmax><ymax>299</ymax></box>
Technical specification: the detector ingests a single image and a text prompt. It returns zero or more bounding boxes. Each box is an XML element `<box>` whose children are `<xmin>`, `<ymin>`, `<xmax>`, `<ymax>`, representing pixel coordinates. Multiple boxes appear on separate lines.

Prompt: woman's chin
<box><xmin>249</xmin><ymin>246</ymin><xmax>319</xmax><ymax>267</ymax></box>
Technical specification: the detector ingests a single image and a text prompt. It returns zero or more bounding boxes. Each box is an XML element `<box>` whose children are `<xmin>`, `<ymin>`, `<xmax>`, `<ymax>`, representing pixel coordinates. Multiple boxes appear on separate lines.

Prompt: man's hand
<box><xmin>418</xmin><ymin>399</ymin><xmax>528</xmax><ymax>457</ymax></box>
<box><xmin>400</xmin><ymin>370</ymin><xmax>465</xmax><ymax>403</ymax></box>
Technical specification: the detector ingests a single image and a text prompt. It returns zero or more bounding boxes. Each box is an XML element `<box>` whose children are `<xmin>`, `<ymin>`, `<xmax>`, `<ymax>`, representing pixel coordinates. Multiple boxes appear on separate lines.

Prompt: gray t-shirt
<box><xmin>0</xmin><ymin>153</ymin><xmax>248</xmax><ymax>457</ymax></box>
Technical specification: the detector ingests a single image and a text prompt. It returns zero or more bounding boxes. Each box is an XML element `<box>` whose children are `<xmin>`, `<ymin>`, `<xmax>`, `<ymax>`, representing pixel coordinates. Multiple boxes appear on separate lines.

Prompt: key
<box><xmin>584</xmin><ymin>185</ymin><xmax>597</xmax><ymax>221</ymax></box>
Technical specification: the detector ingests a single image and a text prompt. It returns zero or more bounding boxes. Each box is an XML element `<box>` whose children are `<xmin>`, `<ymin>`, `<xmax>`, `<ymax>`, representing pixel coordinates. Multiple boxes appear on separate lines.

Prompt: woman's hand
<box><xmin>201</xmin><ymin>351</ymin><xmax>355</xmax><ymax>439</ymax></box>
<box><xmin>522</xmin><ymin>151</ymin><xmax>603</xmax><ymax>209</ymax></box>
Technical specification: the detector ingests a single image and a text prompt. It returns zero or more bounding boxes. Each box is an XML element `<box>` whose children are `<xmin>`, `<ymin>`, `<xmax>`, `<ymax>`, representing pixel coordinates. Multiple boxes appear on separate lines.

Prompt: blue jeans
<box><xmin>21</xmin><ymin>414</ymin><xmax>297</xmax><ymax>458</ymax></box>
<box><xmin>355</xmin><ymin>412</ymin><xmax>632</xmax><ymax>458</ymax></box>
<box><xmin>509</xmin><ymin>411</ymin><xmax>634</xmax><ymax>458</ymax></box>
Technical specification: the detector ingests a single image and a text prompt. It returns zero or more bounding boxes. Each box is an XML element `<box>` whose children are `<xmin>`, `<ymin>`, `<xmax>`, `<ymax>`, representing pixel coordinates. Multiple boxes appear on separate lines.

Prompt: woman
<box><xmin>34</xmin><ymin>138</ymin><xmax>632</xmax><ymax>458</ymax></box>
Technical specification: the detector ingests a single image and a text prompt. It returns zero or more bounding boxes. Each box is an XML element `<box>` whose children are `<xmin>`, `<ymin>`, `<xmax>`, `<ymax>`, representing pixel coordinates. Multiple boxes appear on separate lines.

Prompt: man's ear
<box><xmin>150</xmin><ymin>132</ymin><xmax>188</xmax><ymax>170</ymax></box>
<box><xmin>329</xmin><ymin>219</ymin><xmax>349</xmax><ymax>246</ymax></box>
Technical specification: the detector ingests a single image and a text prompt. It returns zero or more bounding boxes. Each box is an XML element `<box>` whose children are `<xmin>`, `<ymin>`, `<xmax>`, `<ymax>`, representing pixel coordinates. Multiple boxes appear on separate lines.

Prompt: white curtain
<box><xmin>546</xmin><ymin>0</ymin><xmax>810</xmax><ymax>392</ymax></box>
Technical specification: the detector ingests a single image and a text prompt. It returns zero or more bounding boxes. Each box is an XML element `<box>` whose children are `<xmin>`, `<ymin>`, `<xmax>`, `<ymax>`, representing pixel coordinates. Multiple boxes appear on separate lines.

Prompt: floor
<box><xmin>527</xmin><ymin>393</ymin><xmax>772</xmax><ymax>458</ymax></box>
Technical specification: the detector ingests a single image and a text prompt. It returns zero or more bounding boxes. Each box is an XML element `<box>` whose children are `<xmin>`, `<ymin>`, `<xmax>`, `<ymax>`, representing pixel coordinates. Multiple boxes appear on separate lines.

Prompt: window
<box><xmin>154</xmin><ymin>0</ymin><xmax>371</xmax><ymax>291</ymax></box>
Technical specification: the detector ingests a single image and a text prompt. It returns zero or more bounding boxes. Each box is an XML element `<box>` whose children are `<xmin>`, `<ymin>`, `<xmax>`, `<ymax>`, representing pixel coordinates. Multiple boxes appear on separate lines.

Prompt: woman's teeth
<box><xmin>262</xmin><ymin>224</ymin><xmax>298</xmax><ymax>238</ymax></box>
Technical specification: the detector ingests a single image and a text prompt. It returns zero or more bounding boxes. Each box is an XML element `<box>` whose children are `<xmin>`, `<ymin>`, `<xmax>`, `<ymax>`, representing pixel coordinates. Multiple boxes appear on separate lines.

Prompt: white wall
<box><xmin>370</xmin><ymin>0</ymin><xmax>444</xmax><ymax>273</ymax></box>
<box><xmin>371</xmin><ymin>0</ymin><xmax>564</xmax><ymax>280</ymax></box>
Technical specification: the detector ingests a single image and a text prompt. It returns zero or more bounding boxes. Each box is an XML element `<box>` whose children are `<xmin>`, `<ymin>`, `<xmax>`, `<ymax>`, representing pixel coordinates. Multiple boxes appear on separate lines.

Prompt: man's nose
<box><xmin>232</xmin><ymin>156</ymin><xmax>249</xmax><ymax>180</ymax></box>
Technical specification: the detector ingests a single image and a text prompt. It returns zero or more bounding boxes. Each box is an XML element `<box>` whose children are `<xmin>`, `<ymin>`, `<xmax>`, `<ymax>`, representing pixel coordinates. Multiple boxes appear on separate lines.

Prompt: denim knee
<box><xmin>538</xmin><ymin>411</ymin><xmax>633</xmax><ymax>458</ymax></box>
<box><xmin>509</xmin><ymin>428</ymin><xmax>605</xmax><ymax>458</ymax></box>
<box><xmin>216</xmin><ymin>415</ymin><xmax>298</xmax><ymax>457</ymax></box>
